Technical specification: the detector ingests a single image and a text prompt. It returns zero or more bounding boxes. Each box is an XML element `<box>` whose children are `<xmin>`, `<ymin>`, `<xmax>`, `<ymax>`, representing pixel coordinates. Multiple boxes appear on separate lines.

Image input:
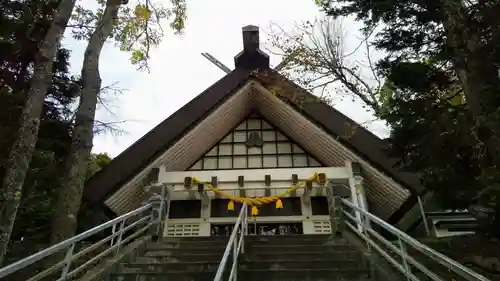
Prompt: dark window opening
<box><xmin>168</xmin><ymin>200</ymin><xmax>202</xmax><ymax>219</ymax></box>
<box><xmin>311</xmin><ymin>196</ymin><xmax>329</xmax><ymax>215</ymax></box>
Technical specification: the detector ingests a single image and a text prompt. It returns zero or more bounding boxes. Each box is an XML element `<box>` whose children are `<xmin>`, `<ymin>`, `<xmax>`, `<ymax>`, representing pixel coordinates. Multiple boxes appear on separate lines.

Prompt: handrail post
<box><xmin>417</xmin><ymin>195</ymin><xmax>430</xmax><ymax>237</ymax></box>
<box><xmin>115</xmin><ymin>220</ymin><xmax>125</xmax><ymax>254</ymax></box>
<box><xmin>328</xmin><ymin>183</ymin><xmax>349</xmax><ymax>235</ymax></box>
<box><xmin>242</xmin><ymin>206</ymin><xmax>247</xmax><ymax>254</ymax></box>
<box><xmin>156</xmin><ymin>184</ymin><xmax>168</xmax><ymax>239</ymax></box>
<box><xmin>150</xmin><ymin>205</ymin><xmax>156</xmax><ymax>225</ymax></box>
<box><xmin>145</xmin><ymin>188</ymin><xmax>168</xmax><ymax>241</ymax></box>
<box><xmin>59</xmin><ymin>243</ymin><xmax>75</xmax><ymax>281</ymax></box>
<box><xmin>398</xmin><ymin>238</ymin><xmax>412</xmax><ymax>280</ymax></box>
<box><xmin>110</xmin><ymin>223</ymin><xmax>117</xmax><ymax>246</ymax></box>
<box><xmin>232</xmin><ymin>237</ymin><xmax>238</xmax><ymax>281</ymax></box>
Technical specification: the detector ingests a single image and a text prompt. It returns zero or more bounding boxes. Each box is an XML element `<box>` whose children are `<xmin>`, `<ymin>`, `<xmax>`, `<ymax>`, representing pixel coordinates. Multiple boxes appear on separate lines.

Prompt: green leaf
<box><xmin>130</xmin><ymin>49</ymin><xmax>146</xmax><ymax>65</ymax></box>
<box><xmin>134</xmin><ymin>4</ymin><xmax>151</xmax><ymax>20</ymax></box>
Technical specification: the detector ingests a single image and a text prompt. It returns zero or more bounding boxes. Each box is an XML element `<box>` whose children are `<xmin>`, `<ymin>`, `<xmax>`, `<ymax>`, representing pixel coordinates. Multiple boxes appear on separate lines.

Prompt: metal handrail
<box><xmin>213</xmin><ymin>201</ymin><xmax>248</xmax><ymax>281</ymax></box>
<box><xmin>340</xmin><ymin>198</ymin><xmax>490</xmax><ymax>281</ymax></box>
<box><xmin>0</xmin><ymin>191</ymin><xmax>168</xmax><ymax>281</ymax></box>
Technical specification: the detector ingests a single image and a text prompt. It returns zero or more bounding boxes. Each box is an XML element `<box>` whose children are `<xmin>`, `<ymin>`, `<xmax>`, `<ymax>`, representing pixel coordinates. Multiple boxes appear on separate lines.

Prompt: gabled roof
<box><xmin>83</xmin><ymin>26</ymin><xmax>423</xmax><ymax>224</ymax></box>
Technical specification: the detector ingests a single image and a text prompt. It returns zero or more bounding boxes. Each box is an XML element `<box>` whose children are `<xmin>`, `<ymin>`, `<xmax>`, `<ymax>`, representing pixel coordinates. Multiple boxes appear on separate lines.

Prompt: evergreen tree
<box><xmin>0</xmin><ymin>0</ymin><xmax>78</xmax><ymax>263</ymax></box>
<box><xmin>0</xmin><ymin>0</ymin><xmax>82</xmax><ymax>264</ymax></box>
<box><xmin>314</xmin><ymin>0</ymin><xmax>500</xmax><ymax>236</ymax></box>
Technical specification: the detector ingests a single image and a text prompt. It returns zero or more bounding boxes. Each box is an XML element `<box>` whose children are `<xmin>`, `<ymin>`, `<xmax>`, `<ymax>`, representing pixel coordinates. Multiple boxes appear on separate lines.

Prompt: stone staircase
<box><xmin>104</xmin><ymin>234</ymin><xmax>379</xmax><ymax>281</ymax></box>
<box><xmin>240</xmin><ymin>235</ymin><xmax>372</xmax><ymax>281</ymax></box>
<box><xmin>107</xmin><ymin>236</ymin><xmax>228</xmax><ymax>281</ymax></box>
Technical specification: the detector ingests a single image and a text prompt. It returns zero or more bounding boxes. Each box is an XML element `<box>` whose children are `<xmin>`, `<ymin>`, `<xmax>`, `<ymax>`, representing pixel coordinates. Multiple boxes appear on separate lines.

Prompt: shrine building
<box><xmin>82</xmin><ymin>25</ymin><xmax>435</xmax><ymax>238</ymax></box>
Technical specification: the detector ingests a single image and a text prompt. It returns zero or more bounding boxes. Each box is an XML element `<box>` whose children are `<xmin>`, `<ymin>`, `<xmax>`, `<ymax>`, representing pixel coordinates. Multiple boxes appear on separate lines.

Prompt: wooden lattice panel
<box><xmin>312</xmin><ymin>220</ymin><xmax>332</xmax><ymax>234</ymax></box>
<box><xmin>166</xmin><ymin>223</ymin><xmax>201</xmax><ymax>237</ymax></box>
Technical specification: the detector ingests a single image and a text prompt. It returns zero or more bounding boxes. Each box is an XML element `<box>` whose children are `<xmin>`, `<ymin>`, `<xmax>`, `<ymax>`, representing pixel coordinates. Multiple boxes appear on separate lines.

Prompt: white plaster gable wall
<box><xmin>188</xmin><ymin>114</ymin><xmax>324</xmax><ymax>171</ymax></box>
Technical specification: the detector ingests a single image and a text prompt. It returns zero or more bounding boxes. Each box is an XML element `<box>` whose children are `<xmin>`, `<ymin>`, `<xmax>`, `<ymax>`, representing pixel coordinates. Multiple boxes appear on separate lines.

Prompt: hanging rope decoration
<box><xmin>191</xmin><ymin>172</ymin><xmax>321</xmax><ymax>216</ymax></box>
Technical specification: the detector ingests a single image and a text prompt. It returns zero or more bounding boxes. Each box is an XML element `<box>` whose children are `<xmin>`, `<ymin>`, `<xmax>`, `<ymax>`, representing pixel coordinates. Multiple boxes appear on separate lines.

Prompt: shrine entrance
<box><xmin>210</xmin><ymin>222</ymin><xmax>303</xmax><ymax>236</ymax></box>
<box><xmin>161</xmin><ymin>168</ymin><xmax>347</xmax><ymax>237</ymax></box>
<box><xmin>209</xmin><ymin>197</ymin><xmax>305</xmax><ymax>236</ymax></box>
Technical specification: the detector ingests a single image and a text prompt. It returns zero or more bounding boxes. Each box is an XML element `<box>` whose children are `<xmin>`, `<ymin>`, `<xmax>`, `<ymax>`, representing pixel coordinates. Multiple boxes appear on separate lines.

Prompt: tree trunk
<box><xmin>0</xmin><ymin>0</ymin><xmax>76</xmax><ymax>265</ymax></box>
<box><xmin>49</xmin><ymin>0</ymin><xmax>121</xmax><ymax>247</ymax></box>
<box><xmin>440</xmin><ymin>0</ymin><xmax>500</xmax><ymax>165</ymax></box>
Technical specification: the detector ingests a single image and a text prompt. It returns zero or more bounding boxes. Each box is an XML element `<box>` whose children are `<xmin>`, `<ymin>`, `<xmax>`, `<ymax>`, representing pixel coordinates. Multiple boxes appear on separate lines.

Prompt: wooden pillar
<box><xmin>301</xmin><ymin>181</ymin><xmax>313</xmax><ymax>216</ymax></box>
<box><xmin>156</xmin><ymin>184</ymin><xmax>169</xmax><ymax>240</ymax></box>
<box><xmin>199</xmin><ymin>180</ymin><xmax>212</xmax><ymax>237</ymax></box>
<box><xmin>351</xmin><ymin>163</ymin><xmax>367</xmax><ymax>211</ymax></box>
<box><xmin>352</xmin><ymin>162</ymin><xmax>371</xmax><ymax>230</ymax></box>
<box><xmin>346</xmin><ymin>160</ymin><xmax>363</xmax><ymax>232</ymax></box>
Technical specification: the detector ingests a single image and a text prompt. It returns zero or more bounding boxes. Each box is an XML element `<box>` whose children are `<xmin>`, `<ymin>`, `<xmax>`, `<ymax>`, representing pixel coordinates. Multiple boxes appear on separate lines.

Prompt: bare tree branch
<box><xmin>266</xmin><ymin>17</ymin><xmax>384</xmax><ymax>115</ymax></box>
<box><xmin>97</xmin><ymin>81</ymin><xmax>126</xmax><ymax>117</ymax></box>
<box><xmin>93</xmin><ymin>120</ymin><xmax>127</xmax><ymax>136</ymax></box>
<box><xmin>93</xmin><ymin>81</ymin><xmax>129</xmax><ymax>136</ymax></box>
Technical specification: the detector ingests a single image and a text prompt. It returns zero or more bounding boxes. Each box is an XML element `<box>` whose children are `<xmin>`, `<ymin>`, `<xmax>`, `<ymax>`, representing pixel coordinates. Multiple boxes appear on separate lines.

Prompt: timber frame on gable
<box><xmin>82</xmin><ymin>25</ymin><xmax>425</xmax><ymax>228</ymax></box>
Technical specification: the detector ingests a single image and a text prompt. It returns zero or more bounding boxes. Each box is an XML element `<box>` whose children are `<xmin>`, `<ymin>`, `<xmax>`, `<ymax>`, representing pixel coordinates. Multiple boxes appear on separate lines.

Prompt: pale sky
<box><xmin>63</xmin><ymin>0</ymin><xmax>389</xmax><ymax>158</ymax></box>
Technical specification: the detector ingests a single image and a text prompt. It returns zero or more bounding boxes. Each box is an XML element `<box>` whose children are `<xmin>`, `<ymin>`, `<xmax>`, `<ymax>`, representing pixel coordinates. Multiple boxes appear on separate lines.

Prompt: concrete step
<box><xmin>145</xmin><ymin>241</ymin><xmax>227</xmax><ymax>251</ymax></box>
<box><xmin>244</xmin><ymin>234</ymin><xmax>332</xmax><ymax>241</ymax></box>
<box><xmin>109</xmin><ymin>268</ymin><xmax>371</xmax><ymax>281</ymax></box>
<box><xmin>148</xmin><ymin>235</ymin><xmax>347</xmax><ymax>249</ymax></box>
<box><xmin>245</xmin><ymin>234</ymin><xmax>331</xmax><ymax>240</ymax></box>
<box><xmin>157</xmin><ymin>234</ymin><xmax>335</xmax><ymax>244</ymax></box>
<box><xmin>161</xmin><ymin>236</ymin><xmax>230</xmax><ymax>242</ymax></box>
<box><xmin>120</xmin><ymin>259</ymin><xmax>366</xmax><ymax>273</ymax></box>
<box><xmin>143</xmin><ymin>247</ymin><xmax>225</xmax><ymax>256</ymax></box>
<box><xmin>245</xmin><ymin>235</ymin><xmax>349</xmax><ymax>246</ymax></box>
<box><xmin>143</xmin><ymin>242</ymin><xmax>353</xmax><ymax>254</ymax></box>
<box><xmin>140</xmin><ymin>246</ymin><xmax>359</xmax><ymax>261</ymax></box>
<box><xmin>243</xmin><ymin>250</ymin><xmax>363</xmax><ymax>262</ymax></box>
<box><xmin>156</xmin><ymin>237</ymin><xmax>230</xmax><ymax>246</ymax></box>
<box><xmin>246</xmin><ymin>244</ymin><xmax>355</xmax><ymax>254</ymax></box>
<box><xmin>137</xmin><ymin>251</ymin><xmax>363</xmax><ymax>263</ymax></box>
<box><xmin>141</xmin><ymin>252</ymin><xmax>223</xmax><ymax>262</ymax></box>
<box><xmin>148</xmin><ymin>240</ymin><xmax>230</xmax><ymax>247</ymax></box>
<box><xmin>108</xmin><ymin>271</ymin><xmax>223</xmax><ymax>281</ymax></box>
<box><xmin>239</xmin><ymin>268</ymin><xmax>371</xmax><ymax>281</ymax></box>
<box><xmin>239</xmin><ymin>259</ymin><xmax>366</xmax><ymax>270</ymax></box>
<box><xmin>120</xmin><ymin>261</ymin><xmax>221</xmax><ymax>272</ymax></box>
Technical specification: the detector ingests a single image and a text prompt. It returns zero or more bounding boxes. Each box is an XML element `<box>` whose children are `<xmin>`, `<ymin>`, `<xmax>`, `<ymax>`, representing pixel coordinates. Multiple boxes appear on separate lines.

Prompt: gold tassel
<box><xmin>228</xmin><ymin>200</ymin><xmax>234</xmax><ymax>211</ymax></box>
<box><xmin>276</xmin><ymin>198</ymin><xmax>283</xmax><ymax>209</ymax></box>
<box><xmin>251</xmin><ymin>206</ymin><xmax>259</xmax><ymax>216</ymax></box>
